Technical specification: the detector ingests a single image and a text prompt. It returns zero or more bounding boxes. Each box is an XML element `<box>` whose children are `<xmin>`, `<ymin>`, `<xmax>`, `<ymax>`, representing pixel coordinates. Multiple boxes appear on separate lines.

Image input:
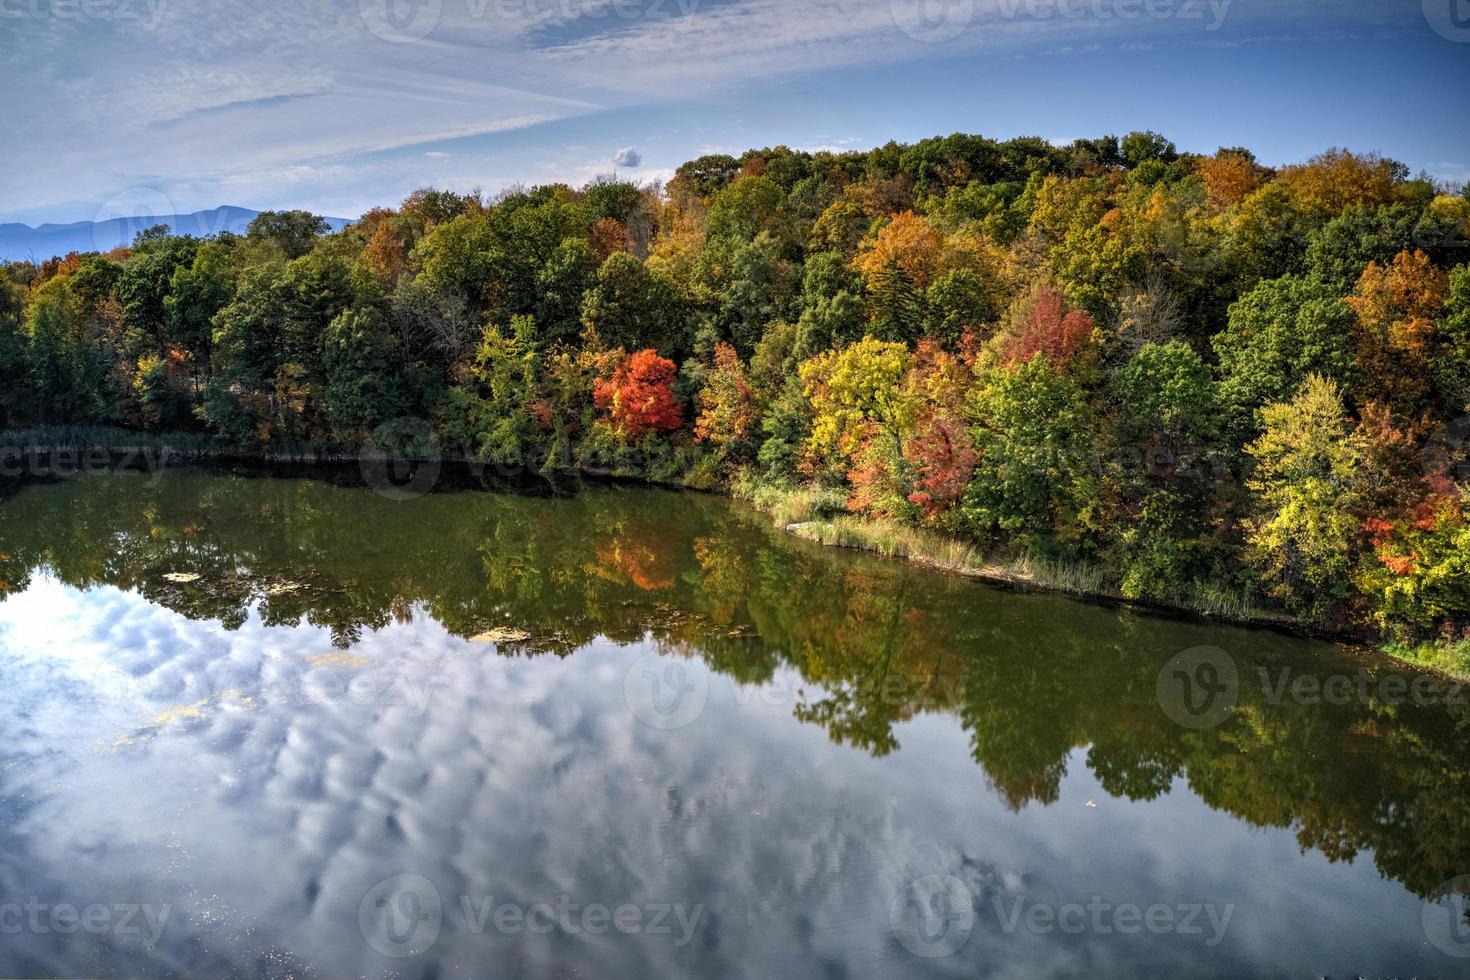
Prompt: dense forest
<box><xmin>2</xmin><ymin>132</ymin><xmax>1469</xmax><ymax>660</ymax></box>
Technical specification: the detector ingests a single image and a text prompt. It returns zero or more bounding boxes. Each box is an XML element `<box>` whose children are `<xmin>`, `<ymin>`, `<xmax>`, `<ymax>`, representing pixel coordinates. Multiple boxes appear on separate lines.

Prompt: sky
<box><xmin>1</xmin><ymin>0</ymin><xmax>1468</xmax><ymax>226</ymax></box>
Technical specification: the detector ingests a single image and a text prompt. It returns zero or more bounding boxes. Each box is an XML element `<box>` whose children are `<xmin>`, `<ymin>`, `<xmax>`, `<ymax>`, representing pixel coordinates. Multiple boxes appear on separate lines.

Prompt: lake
<box><xmin>0</xmin><ymin>468</ymin><xmax>1467</xmax><ymax>978</ymax></box>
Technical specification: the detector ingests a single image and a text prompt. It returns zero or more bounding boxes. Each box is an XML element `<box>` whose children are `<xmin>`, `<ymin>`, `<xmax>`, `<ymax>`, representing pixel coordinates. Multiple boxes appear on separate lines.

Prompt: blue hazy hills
<box><xmin>0</xmin><ymin>206</ymin><xmax>352</xmax><ymax>262</ymax></box>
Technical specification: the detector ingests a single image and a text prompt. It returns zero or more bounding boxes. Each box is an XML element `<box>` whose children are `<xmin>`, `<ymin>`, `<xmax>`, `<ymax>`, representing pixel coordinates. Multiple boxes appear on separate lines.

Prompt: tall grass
<box><xmin>1384</xmin><ymin>638</ymin><xmax>1470</xmax><ymax>681</ymax></box>
<box><xmin>793</xmin><ymin>515</ymin><xmax>981</xmax><ymax>568</ymax></box>
<box><xmin>730</xmin><ymin>472</ymin><xmax>847</xmax><ymax>527</ymax></box>
<box><xmin>733</xmin><ymin>476</ymin><xmax>1282</xmax><ymax>627</ymax></box>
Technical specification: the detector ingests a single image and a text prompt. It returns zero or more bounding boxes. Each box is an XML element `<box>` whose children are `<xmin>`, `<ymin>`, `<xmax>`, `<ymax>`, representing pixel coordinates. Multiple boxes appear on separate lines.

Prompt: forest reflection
<box><xmin>1</xmin><ymin>469</ymin><xmax>1467</xmax><ymax>903</ymax></box>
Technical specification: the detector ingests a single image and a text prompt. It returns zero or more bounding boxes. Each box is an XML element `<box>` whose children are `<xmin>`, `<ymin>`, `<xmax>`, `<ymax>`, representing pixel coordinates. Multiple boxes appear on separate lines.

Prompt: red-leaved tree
<box><xmin>593</xmin><ymin>349</ymin><xmax>684</xmax><ymax>437</ymax></box>
<box><xmin>1004</xmin><ymin>287</ymin><xmax>1096</xmax><ymax>370</ymax></box>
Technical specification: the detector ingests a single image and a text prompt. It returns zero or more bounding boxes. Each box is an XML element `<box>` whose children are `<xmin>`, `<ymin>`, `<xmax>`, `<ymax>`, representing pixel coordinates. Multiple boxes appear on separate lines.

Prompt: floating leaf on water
<box><xmin>306</xmin><ymin>651</ymin><xmax>372</xmax><ymax>670</ymax></box>
<box><xmin>469</xmin><ymin>628</ymin><xmax>531</xmax><ymax>644</ymax></box>
<box><xmin>162</xmin><ymin>572</ymin><xmax>201</xmax><ymax>584</ymax></box>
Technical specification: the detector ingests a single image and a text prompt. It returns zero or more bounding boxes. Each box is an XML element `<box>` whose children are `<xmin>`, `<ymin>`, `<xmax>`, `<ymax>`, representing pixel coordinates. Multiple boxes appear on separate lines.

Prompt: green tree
<box><xmin>0</xmin><ymin>268</ymin><xmax>28</xmax><ymax>425</ymax></box>
<box><xmin>205</xmin><ymin>261</ymin><xmax>289</xmax><ymax>441</ymax></box>
<box><xmin>962</xmin><ymin>356</ymin><xmax>1100</xmax><ymax>557</ymax></box>
<box><xmin>1214</xmin><ymin>274</ymin><xmax>1355</xmax><ymax>432</ymax></box>
<box><xmin>581</xmin><ymin>251</ymin><xmax>688</xmax><ymax>357</ymax></box>
<box><xmin>534</xmin><ymin>237</ymin><xmax>599</xmax><ymax>346</ymax></box>
<box><xmin>24</xmin><ymin>287</ymin><xmax>111</xmax><ymax>423</ymax></box>
<box><xmin>798</xmin><ymin>337</ymin><xmax>913</xmax><ymax>468</ymax></box>
<box><xmin>925</xmin><ymin>268</ymin><xmax>994</xmax><ymax>348</ymax></box>
<box><xmin>321</xmin><ymin>304</ymin><xmax>405</xmax><ymax>441</ymax></box>
<box><xmin>1109</xmin><ymin>342</ymin><xmax>1224</xmax><ymax>598</ymax></box>
<box><xmin>165</xmin><ymin>240</ymin><xmax>232</xmax><ymax>368</ymax></box>
<box><xmin>706</xmin><ymin>175</ymin><xmax>785</xmax><ymax>242</ymax></box>
<box><xmin>866</xmin><ymin>258</ymin><xmax>924</xmax><ymax>344</ymax></box>
<box><xmin>693</xmin><ymin>233</ymin><xmax>798</xmax><ymax>356</ymax></box>
<box><xmin>247</xmin><ymin>210</ymin><xmax>330</xmax><ymax>259</ymax></box>
<box><xmin>1243</xmin><ymin>375</ymin><xmax>1361</xmax><ymax>619</ymax></box>
<box><xmin>445</xmin><ymin>314</ymin><xmax>540</xmax><ymax>464</ymax></box>
<box><xmin>116</xmin><ymin>234</ymin><xmax>198</xmax><ymax>355</ymax></box>
<box><xmin>1436</xmin><ymin>264</ymin><xmax>1470</xmax><ymax>410</ymax></box>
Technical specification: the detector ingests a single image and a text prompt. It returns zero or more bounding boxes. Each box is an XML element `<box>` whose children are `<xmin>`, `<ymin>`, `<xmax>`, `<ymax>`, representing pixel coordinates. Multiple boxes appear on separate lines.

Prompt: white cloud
<box><xmin>0</xmin><ymin>0</ymin><xmax>1432</xmax><ymax>221</ymax></box>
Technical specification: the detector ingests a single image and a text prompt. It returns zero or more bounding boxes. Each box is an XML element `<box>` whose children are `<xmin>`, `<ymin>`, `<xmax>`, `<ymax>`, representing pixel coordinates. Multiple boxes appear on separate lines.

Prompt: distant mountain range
<box><xmin>0</xmin><ymin>206</ymin><xmax>353</xmax><ymax>262</ymax></box>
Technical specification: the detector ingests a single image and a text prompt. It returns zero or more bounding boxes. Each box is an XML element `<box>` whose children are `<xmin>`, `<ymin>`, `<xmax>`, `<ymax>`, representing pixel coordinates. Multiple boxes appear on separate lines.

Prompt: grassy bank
<box><xmin>732</xmin><ymin>475</ymin><xmax>1470</xmax><ymax>682</ymax></box>
<box><xmin>732</xmin><ymin>475</ymin><xmax>1273</xmax><ymax>622</ymax></box>
<box><xmin>1383</xmin><ymin>639</ymin><xmax>1470</xmax><ymax>680</ymax></box>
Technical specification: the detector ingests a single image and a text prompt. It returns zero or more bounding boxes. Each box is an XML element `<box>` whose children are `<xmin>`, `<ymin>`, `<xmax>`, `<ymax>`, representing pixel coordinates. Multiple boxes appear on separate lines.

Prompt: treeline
<box><xmin>2</xmin><ymin>132</ymin><xmax>1469</xmax><ymax>652</ymax></box>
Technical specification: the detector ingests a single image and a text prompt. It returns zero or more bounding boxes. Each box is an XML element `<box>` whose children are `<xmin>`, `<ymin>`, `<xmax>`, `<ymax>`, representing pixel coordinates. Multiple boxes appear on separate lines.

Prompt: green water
<box><xmin>0</xmin><ymin>469</ymin><xmax>1467</xmax><ymax>977</ymax></box>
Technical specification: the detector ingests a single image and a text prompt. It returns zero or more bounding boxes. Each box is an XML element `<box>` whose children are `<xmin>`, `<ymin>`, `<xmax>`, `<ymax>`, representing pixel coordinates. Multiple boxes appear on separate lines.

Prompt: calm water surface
<box><xmin>1</xmin><ymin>470</ymin><xmax>1468</xmax><ymax>978</ymax></box>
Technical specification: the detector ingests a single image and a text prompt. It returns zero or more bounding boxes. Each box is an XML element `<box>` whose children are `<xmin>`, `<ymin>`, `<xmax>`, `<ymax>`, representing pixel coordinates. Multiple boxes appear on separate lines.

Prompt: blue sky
<box><xmin>2</xmin><ymin>0</ymin><xmax>1467</xmax><ymax>226</ymax></box>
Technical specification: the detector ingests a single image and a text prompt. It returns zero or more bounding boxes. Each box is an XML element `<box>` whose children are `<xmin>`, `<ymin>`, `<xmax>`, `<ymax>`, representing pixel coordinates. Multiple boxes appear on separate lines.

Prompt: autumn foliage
<box><xmin>590</xmin><ymin>218</ymin><xmax>635</xmax><ymax>260</ymax></box>
<box><xmin>1002</xmin><ymin>287</ymin><xmax>1096</xmax><ymax>370</ymax></box>
<box><xmin>694</xmin><ymin>342</ymin><xmax>759</xmax><ymax>450</ymax></box>
<box><xmin>853</xmin><ymin>211</ymin><xmax>944</xmax><ymax>290</ymax></box>
<box><xmin>7</xmin><ymin>129</ymin><xmax>1470</xmax><ymax>657</ymax></box>
<box><xmin>593</xmin><ymin>349</ymin><xmax>684</xmax><ymax>437</ymax></box>
<box><xmin>1347</xmin><ymin>250</ymin><xmax>1448</xmax><ymax>412</ymax></box>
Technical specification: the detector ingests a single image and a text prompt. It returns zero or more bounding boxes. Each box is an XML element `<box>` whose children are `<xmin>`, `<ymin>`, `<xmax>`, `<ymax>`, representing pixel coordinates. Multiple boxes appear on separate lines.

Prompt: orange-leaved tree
<box><xmin>694</xmin><ymin>342</ymin><xmax>759</xmax><ymax>452</ymax></box>
<box><xmin>852</xmin><ymin>211</ymin><xmax>944</xmax><ymax>291</ymax></box>
<box><xmin>1347</xmin><ymin>249</ymin><xmax>1448</xmax><ymax>413</ymax></box>
<box><xmin>593</xmin><ymin>349</ymin><xmax>684</xmax><ymax>437</ymax></box>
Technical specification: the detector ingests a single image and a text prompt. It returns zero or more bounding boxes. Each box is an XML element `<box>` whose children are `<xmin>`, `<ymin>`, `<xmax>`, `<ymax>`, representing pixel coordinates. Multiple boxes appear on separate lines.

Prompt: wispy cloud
<box><xmin>0</xmin><ymin>0</ymin><xmax>1449</xmax><ymax>222</ymax></box>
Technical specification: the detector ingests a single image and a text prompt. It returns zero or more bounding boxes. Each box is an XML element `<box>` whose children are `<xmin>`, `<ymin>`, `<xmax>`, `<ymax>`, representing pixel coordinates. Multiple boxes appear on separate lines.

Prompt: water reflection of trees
<box><xmin>2</xmin><ymin>471</ymin><xmax>1468</xmax><ymax>900</ymax></box>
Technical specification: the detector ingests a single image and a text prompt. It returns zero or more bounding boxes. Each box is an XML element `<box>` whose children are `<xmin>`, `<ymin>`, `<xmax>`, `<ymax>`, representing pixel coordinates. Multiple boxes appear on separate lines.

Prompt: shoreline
<box><xmin>4</xmin><ymin>432</ymin><xmax>1467</xmax><ymax>683</ymax></box>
